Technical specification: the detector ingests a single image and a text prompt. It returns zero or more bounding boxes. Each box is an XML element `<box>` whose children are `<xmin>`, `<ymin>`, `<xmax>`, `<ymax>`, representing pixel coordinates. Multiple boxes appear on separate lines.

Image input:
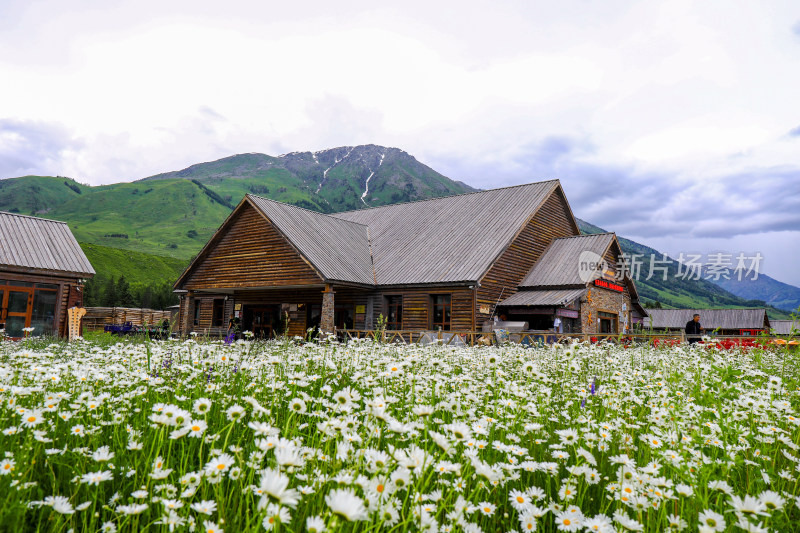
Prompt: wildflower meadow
<box><xmin>1</xmin><ymin>333</ymin><xmax>798</xmax><ymax>532</ymax></box>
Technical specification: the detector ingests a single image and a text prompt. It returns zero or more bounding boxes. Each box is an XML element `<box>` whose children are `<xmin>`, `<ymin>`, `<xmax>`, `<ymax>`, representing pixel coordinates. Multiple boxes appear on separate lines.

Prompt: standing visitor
<box><xmin>685</xmin><ymin>313</ymin><xmax>703</xmax><ymax>344</ymax></box>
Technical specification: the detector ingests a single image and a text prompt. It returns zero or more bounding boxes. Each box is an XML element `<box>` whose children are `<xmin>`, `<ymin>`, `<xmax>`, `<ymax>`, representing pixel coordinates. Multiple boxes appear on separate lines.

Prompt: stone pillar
<box><xmin>320</xmin><ymin>284</ymin><xmax>335</xmax><ymax>334</ymax></box>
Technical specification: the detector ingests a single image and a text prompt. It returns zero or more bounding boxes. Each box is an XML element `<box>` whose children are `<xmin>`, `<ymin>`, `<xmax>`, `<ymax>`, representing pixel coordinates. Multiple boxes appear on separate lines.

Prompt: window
<box><xmin>31</xmin><ymin>286</ymin><xmax>58</xmax><ymax>336</ymax></box>
<box><xmin>193</xmin><ymin>300</ymin><xmax>201</xmax><ymax>326</ymax></box>
<box><xmin>212</xmin><ymin>299</ymin><xmax>225</xmax><ymax>327</ymax></box>
<box><xmin>431</xmin><ymin>294</ymin><xmax>451</xmax><ymax>331</ymax></box>
<box><xmin>385</xmin><ymin>295</ymin><xmax>403</xmax><ymax>330</ymax></box>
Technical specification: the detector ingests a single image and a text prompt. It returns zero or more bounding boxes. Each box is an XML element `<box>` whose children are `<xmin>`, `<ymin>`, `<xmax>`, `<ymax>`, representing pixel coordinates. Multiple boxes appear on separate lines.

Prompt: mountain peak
<box><xmin>138</xmin><ymin>145</ymin><xmax>475</xmax><ymax>212</ymax></box>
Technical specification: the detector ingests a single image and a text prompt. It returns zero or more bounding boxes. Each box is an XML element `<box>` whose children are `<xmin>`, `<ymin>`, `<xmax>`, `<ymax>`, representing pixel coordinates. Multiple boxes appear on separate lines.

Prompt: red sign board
<box><xmin>594</xmin><ymin>279</ymin><xmax>624</xmax><ymax>292</ymax></box>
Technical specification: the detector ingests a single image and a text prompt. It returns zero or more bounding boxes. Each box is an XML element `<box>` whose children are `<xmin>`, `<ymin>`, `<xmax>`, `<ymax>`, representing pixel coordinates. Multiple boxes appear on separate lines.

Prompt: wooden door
<box><xmin>2</xmin><ymin>287</ymin><xmax>33</xmax><ymax>338</ymax></box>
<box><xmin>249</xmin><ymin>307</ymin><xmax>274</xmax><ymax>339</ymax></box>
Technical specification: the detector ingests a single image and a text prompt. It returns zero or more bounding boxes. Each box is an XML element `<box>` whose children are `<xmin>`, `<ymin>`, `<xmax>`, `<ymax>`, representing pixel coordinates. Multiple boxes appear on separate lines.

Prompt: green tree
<box><xmin>115</xmin><ymin>276</ymin><xmax>135</xmax><ymax>307</ymax></box>
<box><xmin>101</xmin><ymin>277</ymin><xmax>117</xmax><ymax>306</ymax></box>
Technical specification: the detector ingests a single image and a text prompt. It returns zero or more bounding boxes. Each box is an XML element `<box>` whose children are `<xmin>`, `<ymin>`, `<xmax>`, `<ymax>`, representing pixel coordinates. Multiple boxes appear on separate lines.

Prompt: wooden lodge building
<box><xmin>0</xmin><ymin>211</ymin><xmax>95</xmax><ymax>338</ymax></box>
<box><xmin>173</xmin><ymin>180</ymin><xmax>646</xmax><ymax>338</ymax></box>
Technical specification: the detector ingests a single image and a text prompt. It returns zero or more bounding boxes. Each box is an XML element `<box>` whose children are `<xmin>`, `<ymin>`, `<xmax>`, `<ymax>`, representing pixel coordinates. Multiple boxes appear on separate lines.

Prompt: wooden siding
<box><xmin>371</xmin><ymin>287</ymin><xmax>474</xmax><ymax>331</ymax></box>
<box><xmin>181</xmin><ymin>286</ymin><xmax>474</xmax><ymax>335</ymax></box>
<box><xmin>182</xmin><ymin>203</ymin><xmax>323</xmax><ymax>290</ymax></box>
<box><xmin>476</xmin><ymin>188</ymin><xmax>579</xmax><ymax>326</ymax></box>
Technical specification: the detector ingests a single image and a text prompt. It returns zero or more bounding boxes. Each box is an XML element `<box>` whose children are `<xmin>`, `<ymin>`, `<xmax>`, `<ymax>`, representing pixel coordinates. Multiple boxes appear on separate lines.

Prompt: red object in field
<box><xmin>652</xmin><ymin>338</ymin><xmax>680</xmax><ymax>348</ymax></box>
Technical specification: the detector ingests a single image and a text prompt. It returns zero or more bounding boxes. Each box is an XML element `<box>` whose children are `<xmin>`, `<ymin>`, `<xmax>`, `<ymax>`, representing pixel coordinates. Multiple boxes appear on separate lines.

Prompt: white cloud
<box><xmin>1</xmin><ymin>0</ymin><xmax>799</xmax><ymax>284</ymax></box>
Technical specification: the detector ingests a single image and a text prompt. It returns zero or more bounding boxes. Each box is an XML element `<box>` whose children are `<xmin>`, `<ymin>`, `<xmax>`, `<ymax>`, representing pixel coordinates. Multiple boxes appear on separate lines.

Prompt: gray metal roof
<box><xmin>519</xmin><ymin>233</ymin><xmax>615</xmax><ymax>288</ymax></box>
<box><xmin>332</xmin><ymin>181</ymin><xmax>561</xmax><ymax>285</ymax></box>
<box><xmin>644</xmin><ymin>308</ymin><xmax>769</xmax><ymax>330</ymax></box>
<box><xmin>246</xmin><ymin>195</ymin><xmax>375</xmax><ymax>285</ymax></box>
<box><xmin>499</xmin><ymin>288</ymin><xmax>586</xmax><ymax>307</ymax></box>
<box><xmin>770</xmin><ymin>320</ymin><xmax>799</xmax><ymax>335</ymax></box>
<box><xmin>0</xmin><ymin>211</ymin><xmax>95</xmax><ymax>276</ymax></box>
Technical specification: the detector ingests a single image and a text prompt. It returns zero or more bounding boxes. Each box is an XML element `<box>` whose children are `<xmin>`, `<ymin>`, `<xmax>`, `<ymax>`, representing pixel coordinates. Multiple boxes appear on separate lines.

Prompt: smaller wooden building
<box><xmin>0</xmin><ymin>211</ymin><xmax>95</xmax><ymax>339</ymax></box>
<box><xmin>644</xmin><ymin>308</ymin><xmax>770</xmax><ymax>336</ymax></box>
<box><xmin>495</xmin><ymin>233</ymin><xmax>647</xmax><ymax>334</ymax></box>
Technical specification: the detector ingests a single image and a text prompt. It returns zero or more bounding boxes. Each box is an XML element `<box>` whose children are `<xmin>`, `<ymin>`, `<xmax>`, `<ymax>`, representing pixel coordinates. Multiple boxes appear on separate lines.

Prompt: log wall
<box><xmin>182</xmin><ymin>203</ymin><xmax>323</xmax><ymax>290</ymax></box>
<box><xmin>372</xmin><ymin>287</ymin><xmax>474</xmax><ymax>331</ymax></box>
<box><xmin>476</xmin><ymin>188</ymin><xmax>579</xmax><ymax>327</ymax></box>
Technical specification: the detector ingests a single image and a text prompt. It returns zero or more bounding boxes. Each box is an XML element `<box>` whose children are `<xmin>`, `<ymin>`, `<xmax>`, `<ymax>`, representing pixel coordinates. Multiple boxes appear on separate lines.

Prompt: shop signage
<box><xmin>556</xmin><ymin>308</ymin><xmax>579</xmax><ymax>319</ymax></box>
<box><xmin>593</xmin><ymin>279</ymin><xmax>624</xmax><ymax>292</ymax></box>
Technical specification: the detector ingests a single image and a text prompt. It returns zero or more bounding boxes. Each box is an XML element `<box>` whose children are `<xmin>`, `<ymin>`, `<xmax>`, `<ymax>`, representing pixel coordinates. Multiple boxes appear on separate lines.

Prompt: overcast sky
<box><xmin>1</xmin><ymin>0</ymin><xmax>799</xmax><ymax>286</ymax></box>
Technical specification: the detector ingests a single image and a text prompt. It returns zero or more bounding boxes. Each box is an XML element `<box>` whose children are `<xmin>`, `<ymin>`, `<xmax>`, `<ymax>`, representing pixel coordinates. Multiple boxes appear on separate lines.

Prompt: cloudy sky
<box><xmin>1</xmin><ymin>0</ymin><xmax>799</xmax><ymax>285</ymax></box>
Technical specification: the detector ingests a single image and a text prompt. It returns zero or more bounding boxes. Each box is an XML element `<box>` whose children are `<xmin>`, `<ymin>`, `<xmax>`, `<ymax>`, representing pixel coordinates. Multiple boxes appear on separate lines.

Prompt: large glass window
<box><xmin>431</xmin><ymin>294</ymin><xmax>452</xmax><ymax>331</ymax></box>
<box><xmin>385</xmin><ymin>295</ymin><xmax>403</xmax><ymax>330</ymax></box>
<box><xmin>31</xmin><ymin>289</ymin><xmax>58</xmax><ymax>336</ymax></box>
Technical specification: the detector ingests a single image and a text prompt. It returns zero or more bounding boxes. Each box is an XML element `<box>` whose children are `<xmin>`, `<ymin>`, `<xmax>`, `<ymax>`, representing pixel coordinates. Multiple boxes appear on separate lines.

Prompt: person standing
<box><xmin>685</xmin><ymin>313</ymin><xmax>703</xmax><ymax>344</ymax></box>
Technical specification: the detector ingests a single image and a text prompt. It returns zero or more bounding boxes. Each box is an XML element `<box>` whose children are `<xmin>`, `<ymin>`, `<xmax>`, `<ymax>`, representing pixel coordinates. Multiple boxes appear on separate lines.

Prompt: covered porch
<box><xmin>179</xmin><ymin>283</ymin><xmax>374</xmax><ymax>338</ymax></box>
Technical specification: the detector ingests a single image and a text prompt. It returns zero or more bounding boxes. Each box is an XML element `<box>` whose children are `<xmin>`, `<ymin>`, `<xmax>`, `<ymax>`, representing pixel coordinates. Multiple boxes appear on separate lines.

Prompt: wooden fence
<box><xmin>339</xmin><ymin>329</ymin><xmax>797</xmax><ymax>347</ymax></box>
<box><xmin>82</xmin><ymin>307</ymin><xmax>175</xmax><ymax>332</ymax></box>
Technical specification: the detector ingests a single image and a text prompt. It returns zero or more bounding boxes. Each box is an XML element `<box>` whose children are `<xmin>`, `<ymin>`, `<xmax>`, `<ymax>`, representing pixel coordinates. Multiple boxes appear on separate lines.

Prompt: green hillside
<box><xmin>0</xmin><ymin>175</ymin><xmax>88</xmax><ymax>214</ymax></box>
<box><xmin>80</xmin><ymin>242</ymin><xmax>188</xmax><ymax>286</ymax></box>
<box><xmin>577</xmin><ymin>218</ymin><xmax>792</xmax><ymax>319</ymax></box>
<box><xmin>79</xmin><ymin>243</ymin><xmax>188</xmax><ymax>310</ymax></box>
<box><xmin>50</xmin><ymin>179</ymin><xmax>232</xmax><ymax>261</ymax></box>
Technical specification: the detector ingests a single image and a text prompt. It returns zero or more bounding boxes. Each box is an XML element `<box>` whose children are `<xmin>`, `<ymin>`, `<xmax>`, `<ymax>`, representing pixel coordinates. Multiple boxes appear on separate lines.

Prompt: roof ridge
<box><xmin>245</xmin><ymin>194</ymin><xmax>371</xmax><ymax>229</ymax></box>
<box><xmin>334</xmin><ymin>179</ymin><xmax>560</xmax><ymax>215</ymax></box>
<box><xmin>0</xmin><ymin>210</ymin><xmax>69</xmax><ymax>225</ymax></box>
<box><xmin>556</xmin><ymin>232</ymin><xmax>616</xmax><ymax>239</ymax></box>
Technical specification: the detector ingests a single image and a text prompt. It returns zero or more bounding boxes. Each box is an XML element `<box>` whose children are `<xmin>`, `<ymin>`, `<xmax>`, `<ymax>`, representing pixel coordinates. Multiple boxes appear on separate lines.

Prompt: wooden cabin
<box><xmin>496</xmin><ymin>233</ymin><xmax>646</xmax><ymax>334</ymax></box>
<box><xmin>173</xmin><ymin>180</ymin><xmax>646</xmax><ymax>337</ymax></box>
<box><xmin>0</xmin><ymin>212</ymin><xmax>95</xmax><ymax>339</ymax></box>
<box><xmin>644</xmin><ymin>308</ymin><xmax>770</xmax><ymax>336</ymax></box>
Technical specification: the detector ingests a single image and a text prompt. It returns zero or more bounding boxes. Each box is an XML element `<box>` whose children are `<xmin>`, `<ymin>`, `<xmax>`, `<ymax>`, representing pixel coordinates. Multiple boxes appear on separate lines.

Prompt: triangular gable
<box><xmin>175</xmin><ymin>200</ymin><xmax>325</xmax><ymax>290</ymax></box>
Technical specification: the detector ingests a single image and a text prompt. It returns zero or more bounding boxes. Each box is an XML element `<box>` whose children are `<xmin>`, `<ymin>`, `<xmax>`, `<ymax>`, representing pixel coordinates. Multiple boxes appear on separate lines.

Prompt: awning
<box><xmin>498</xmin><ymin>288</ymin><xmax>586</xmax><ymax>307</ymax></box>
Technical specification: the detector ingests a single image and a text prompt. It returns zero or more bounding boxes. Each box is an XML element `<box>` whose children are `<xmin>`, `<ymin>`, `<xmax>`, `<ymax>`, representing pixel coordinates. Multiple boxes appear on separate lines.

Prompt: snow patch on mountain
<box><xmin>361</xmin><ymin>150</ymin><xmax>385</xmax><ymax>204</ymax></box>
